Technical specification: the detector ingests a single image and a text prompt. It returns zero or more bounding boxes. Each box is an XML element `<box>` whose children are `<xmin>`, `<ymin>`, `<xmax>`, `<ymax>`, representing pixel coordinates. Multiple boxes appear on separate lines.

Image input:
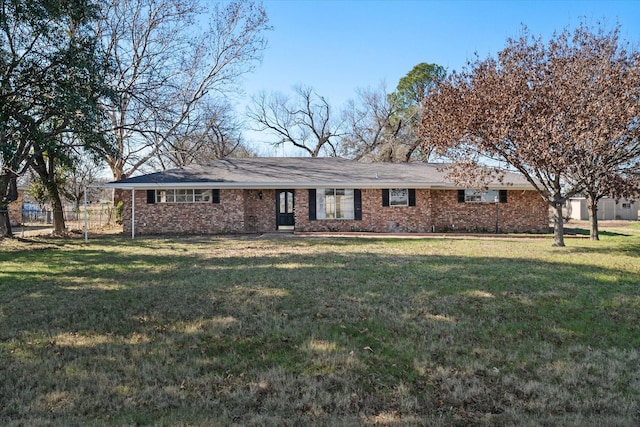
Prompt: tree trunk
<box><xmin>552</xmin><ymin>201</ymin><xmax>565</xmax><ymax>247</ymax></box>
<box><xmin>32</xmin><ymin>153</ymin><xmax>67</xmax><ymax>235</ymax></box>
<box><xmin>110</xmin><ymin>166</ymin><xmax>127</xmax><ymax>206</ymax></box>
<box><xmin>0</xmin><ymin>174</ymin><xmax>17</xmax><ymax>238</ymax></box>
<box><xmin>38</xmin><ymin>170</ymin><xmax>67</xmax><ymax>235</ymax></box>
<box><xmin>0</xmin><ymin>208</ymin><xmax>12</xmax><ymax>237</ymax></box>
<box><xmin>43</xmin><ymin>162</ymin><xmax>66</xmax><ymax>235</ymax></box>
<box><xmin>113</xmin><ymin>188</ymin><xmax>127</xmax><ymax>206</ymax></box>
<box><xmin>48</xmin><ymin>183</ymin><xmax>66</xmax><ymax>235</ymax></box>
<box><xmin>586</xmin><ymin>195</ymin><xmax>600</xmax><ymax>241</ymax></box>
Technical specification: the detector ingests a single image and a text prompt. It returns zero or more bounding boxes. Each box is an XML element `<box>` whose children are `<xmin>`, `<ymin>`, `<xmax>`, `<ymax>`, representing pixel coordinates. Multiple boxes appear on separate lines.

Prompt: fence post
<box><xmin>84</xmin><ymin>186</ymin><xmax>88</xmax><ymax>242</ymax></box>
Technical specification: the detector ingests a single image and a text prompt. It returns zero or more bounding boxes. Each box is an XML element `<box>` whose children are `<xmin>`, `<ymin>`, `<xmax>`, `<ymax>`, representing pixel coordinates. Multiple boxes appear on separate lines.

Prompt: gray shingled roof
<box><xmin>107</xmin><ymin>157</ymin><xmax>533</xmax><ymax>190</ymax></box>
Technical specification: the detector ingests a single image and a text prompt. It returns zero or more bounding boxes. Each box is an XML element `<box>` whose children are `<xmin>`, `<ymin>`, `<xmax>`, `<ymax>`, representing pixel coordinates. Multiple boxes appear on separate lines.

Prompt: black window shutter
<box><xmin>382</xmin><ymin>189</ymin><xmax>390</xmax><ymax>206</ymax></box>
<box><xmin>354</xmin><ymin>189</ymin><xmax>362</xmax><ymax>220</ymax></box>
<box><xmin>457</xmin><ymin>189</ymin><xmax>466</xmax><ymax>203</ymax></box>
<box><xmin>308</xmin><ymin>189</ymin><xmax>316</xmax><ymax>220</ymax></box>
<box><xmin>408</xmin><ymin>189</ymin><xmax>416</xmax><ymax>206</ymax></box>
<box><xmin>147</xmin><ymin>189</ymin><xmax>155</xmax><ymax>204</ymax></box>
<box><xmin>499</xmin><ymin>190</ymin><xmax>507</xmax><ymax>203</ymax></box>
<box><xmin>212</xmin><ymin>189</ymin><xmax>220</xmax><ymax>204</ymax></box>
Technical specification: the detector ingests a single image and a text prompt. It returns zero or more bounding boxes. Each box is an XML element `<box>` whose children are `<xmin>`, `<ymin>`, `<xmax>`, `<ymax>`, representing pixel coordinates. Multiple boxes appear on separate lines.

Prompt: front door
<box><xmin>276</xmin><ymin>190</ymin><xmax>295</xmax><ymax>229</ymax></box>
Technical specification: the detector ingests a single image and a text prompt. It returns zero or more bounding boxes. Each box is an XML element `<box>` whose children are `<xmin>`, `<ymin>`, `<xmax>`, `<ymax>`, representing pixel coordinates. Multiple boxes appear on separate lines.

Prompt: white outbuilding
<box><xmin>566</xmin><ymin>197</ymin><xmax>638</xmax><ymax>221</ymax></box>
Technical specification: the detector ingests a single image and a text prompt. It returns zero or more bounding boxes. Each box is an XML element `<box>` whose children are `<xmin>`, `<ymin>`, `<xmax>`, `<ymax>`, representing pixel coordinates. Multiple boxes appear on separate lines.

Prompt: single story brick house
<box><xmin>107</xmin><ymin>157</ymin><xmax>549</xmax><ymax>236</ymax></box>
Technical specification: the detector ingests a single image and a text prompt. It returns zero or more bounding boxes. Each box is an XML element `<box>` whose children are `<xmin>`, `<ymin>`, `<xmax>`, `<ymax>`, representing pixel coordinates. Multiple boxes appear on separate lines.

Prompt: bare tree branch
<box><xmin>248</xmin><ymin>85</ymin><xmax>344</xmax><ymax>157</ymax></box>
<box><xmin>96</xmin><ymin>0</ymin><xmax>270</xmax><ymax>179</ymax></box>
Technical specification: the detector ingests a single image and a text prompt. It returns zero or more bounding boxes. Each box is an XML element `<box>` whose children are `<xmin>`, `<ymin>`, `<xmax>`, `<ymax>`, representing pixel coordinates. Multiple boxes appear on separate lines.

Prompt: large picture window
<box><xmin>316</xmin><ymin>189</ymin><xmax>355</xmax><ymax>219</ymax></box>
<box><xmin>155</xmin><ymin>189</ymin><xmax>213</xmax><ymax>203</ymax></box>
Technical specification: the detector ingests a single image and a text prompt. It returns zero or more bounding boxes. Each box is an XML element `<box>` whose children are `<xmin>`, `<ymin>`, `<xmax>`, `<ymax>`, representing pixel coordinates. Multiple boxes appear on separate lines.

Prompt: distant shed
<box><xmin>566</xmin><ymin>197</ymin><xmax>638</xmax><ymax>221</ymax></box>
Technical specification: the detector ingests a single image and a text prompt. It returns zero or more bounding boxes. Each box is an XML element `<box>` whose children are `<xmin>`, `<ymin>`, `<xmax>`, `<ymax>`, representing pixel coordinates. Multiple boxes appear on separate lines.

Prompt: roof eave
<box><xmin>104</xmin><ymin>181</ymin><xmax>535</xmax><ymax>190</ymax></box>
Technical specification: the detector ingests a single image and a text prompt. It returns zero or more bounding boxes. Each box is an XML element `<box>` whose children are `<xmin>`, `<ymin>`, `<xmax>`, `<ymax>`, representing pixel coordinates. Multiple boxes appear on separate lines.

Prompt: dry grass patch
<box><xmin>1</xmin><ymin>228</ymin><xmax>639</xmax><ymax>425</ymax></box>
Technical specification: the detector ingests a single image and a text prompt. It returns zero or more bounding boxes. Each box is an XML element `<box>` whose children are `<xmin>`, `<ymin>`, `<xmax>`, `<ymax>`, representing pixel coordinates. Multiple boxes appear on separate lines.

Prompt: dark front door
<box><xmin>276</xmin><ymin>190</ymin><xmax>295</xmax><ymax>229</ymax></box>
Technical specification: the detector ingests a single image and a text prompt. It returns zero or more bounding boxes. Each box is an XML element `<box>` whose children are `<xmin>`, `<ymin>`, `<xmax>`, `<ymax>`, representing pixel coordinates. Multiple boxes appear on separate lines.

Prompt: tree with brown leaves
<box><xmin>421</xmin><ymin>23</ymin><xmax>640</xmax><ymax>246</ymax></box>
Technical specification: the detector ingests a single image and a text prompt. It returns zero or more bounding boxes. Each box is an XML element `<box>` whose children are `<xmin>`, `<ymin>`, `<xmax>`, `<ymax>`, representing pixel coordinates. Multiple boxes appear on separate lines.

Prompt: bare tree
<box><xmin>248</xmin><ymin>86</ymin><xmax>343</xmax><ymax>157</ymax></box>
<box><xmin>340</xmin><ymin>63</ymin><xmax>445</xmax><ymax>163</ymax></box>
<box><xmin>340</xmin><ymin>83</ymin><xmax>405</xmax><ymax>161</ymax></box>
<box><xmin>159</xmin><ymin>101</ymin><xmax>254</xmax><ymax>168</ymax></box>
<box><xmin>62</xmin><ymin>153</ymin><xmax>109</xmax><ymax>211</ymax></box>
<box><xmin>94</xmin><ymin>0</ymin><xmax>270</xmax><ymax>180</ymax></box>
<box><xmin>341</xmin><ymin>84</ymin><xmax>429</xmax><ymax>162</ymax></box>
<box><xmin>421</xmin><ymin>22</ymin><xmax>640</xmax><ymax>246</ymax></box>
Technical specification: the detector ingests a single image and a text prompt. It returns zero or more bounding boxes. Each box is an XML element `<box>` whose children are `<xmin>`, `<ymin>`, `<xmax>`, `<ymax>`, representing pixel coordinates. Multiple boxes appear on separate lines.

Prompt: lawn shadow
<box><xmin>563</xmin><ymin>226</ymin><xmax>630</xmax><ymax>237</ymax></box>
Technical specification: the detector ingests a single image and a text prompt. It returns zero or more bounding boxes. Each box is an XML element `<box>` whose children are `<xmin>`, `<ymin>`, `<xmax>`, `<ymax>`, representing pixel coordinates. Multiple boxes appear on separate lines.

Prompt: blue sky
<box><xmin>239</xmin><ymin>0</ymin><xmax>640</xmax><ymax>153</ymax></box>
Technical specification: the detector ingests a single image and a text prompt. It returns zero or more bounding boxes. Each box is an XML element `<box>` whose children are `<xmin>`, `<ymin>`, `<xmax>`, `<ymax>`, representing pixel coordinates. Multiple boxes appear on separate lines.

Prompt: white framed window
<box><xmin>389</xmin><ymin>188</ymin><xmax>409</xmax><ymax>206</ymax></box>
<box><xmin>316</xmin><ymin>189</ymin><xmax>355</xmax><ymax>219</ymax></box>
<box><xmin>622</xmin><ymin>202</ymin><xmax>632</xmax><ymax>209</ymax></box>
<box><xmin>155</xmin><ymin>189</ymin><xmax>212</xmax><ymax>203</ymax></box>
<box><xmin>175</xmin><ymin>189</ymin><xmax>190</xmax><ymax>203</ymax></box>
<box><xmin>464</xmin><ymin>189</ymin><xmax>499</xmax><ymax>203</ymax></box>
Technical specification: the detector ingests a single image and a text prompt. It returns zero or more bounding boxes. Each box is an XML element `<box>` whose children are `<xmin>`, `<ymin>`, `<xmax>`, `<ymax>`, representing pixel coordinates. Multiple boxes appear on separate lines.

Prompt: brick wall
<box><xmin>243</xmin><ymin>189</ymin><xmax>276</xmax><ymax>233</ymax></box>
<box><xmin>430</xmin><ymin>189</ymin><xmax>548</xmax><ymax>233</ymax></box>
<box><xmin>121</xmin><ymin>187</ymin><xmax>548</xmax><ymax>235</ymax></box>
<box><xmin>296</xmin><ymin>188</ymin><xmax>548</xmax><ymax>234</ymax></box>
<box><xmin>122</xmin><ymin>189</ymin><xmax>279</xmax><ymax>235</ymax></box>
<box><xmin>295</xmin><ymin>189</ymin><xmax>436</xmax><ymax>233</ymax></box>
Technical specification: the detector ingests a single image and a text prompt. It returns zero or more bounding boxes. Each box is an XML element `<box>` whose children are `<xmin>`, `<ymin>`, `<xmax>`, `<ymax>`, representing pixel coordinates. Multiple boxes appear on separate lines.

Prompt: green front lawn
<box><xmin>1</xmin><ymin>228</ymin><xmax>639</xmax><ymax>426</ymax></box>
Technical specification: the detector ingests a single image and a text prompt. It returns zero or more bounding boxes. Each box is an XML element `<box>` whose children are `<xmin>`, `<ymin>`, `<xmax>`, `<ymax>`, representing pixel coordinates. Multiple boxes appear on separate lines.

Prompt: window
<box><xmin>194</xmin><ymin>189</ymin><xmax>210</xmax><ymax>202</ymax></box>
<box><xmin>389</xmin><ymin>189</ymin><xmax>408</xmax><ymax>206</ymax></box>
<box><xmin>316</xmin><ymin>189</ymin><xmax>355</xmax><ymax>219</ymax></box>
<box><xmin>382</xmin><ymin>189</ymin><xmax>416</xmax><ymax>207</ymax></box>
<box><xmin>622</xmin><ymin>202</ymin><xmax>631</xmax><ymax>209</ymax></box>
<box><xmin>458</xmin><ymin>189</ymin><xmax>507</xmax><ymax>203</ymax></box>
<box><xmin>279</xmin><ymin>191</ymin><xmax>294</xmax><ymax>214</ymax></box>
<box><xmin>175</xmin><ymin>189</ymin><xmax>190</xmax><ymax>203</ymax></box>
<box><xmin>309</xmin><ymin>189</ymin><xmax>362</xmax><ymax>221</ymax></box>
<box><xmin>153</xmin><ymin>189</ymin><xmax>215</xmax><ymax>203</ymax></box>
